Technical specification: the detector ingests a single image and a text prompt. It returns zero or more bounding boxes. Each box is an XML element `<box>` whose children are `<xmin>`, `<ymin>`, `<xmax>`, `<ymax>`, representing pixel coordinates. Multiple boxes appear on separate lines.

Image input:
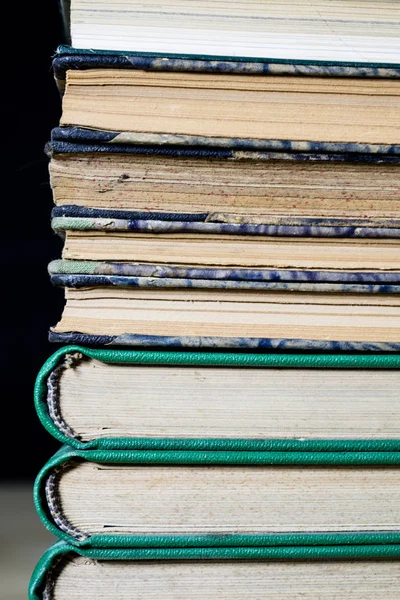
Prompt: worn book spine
<box><xmin>48</xmin><ymin>126</ymin><xmax>400</xmax><ymax>155</ymax></box>
<box><xmin>48</xmin><ymin>259</ymin><xmax>400</xmax><ymax>284</ymax></box>
<box><xmin>49</xmin><ymin>274</ymin><xmax>400</xmax><ymax>295</ymax></box>
<box><xmin>53</xmin><ymin>46</ymin><xmax>400</xmax><ymax>85</ymax></box>
<box><xmin>51</xmin><ymin>215</ymin><xmax>400</xmax><ymax>239</ymax></box>
<box><xmin>51</xmin><ymin>206</ymin><xmax>400</xmax><ymax>227</ymax></box>
<box><xmin>49</xmin><ymin>128</ymin><xmax>400</xmax><ymax>163</ymax></box>
<box><xmin>48</xmin><ymin>331</ymin><xmax>400</xmax><ymax>352</ymax></box>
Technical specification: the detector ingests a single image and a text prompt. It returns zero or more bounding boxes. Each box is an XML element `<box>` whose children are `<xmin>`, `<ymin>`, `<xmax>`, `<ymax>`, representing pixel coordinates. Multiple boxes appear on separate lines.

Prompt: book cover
<box><xmin>50</xmin><ymin>273</ymin><xmax>400</xmax><ymax>295</ymax></box>
<box><xmin>51</xmin><ymin>213</ymin><xmax>400</xmax><ymax>240</ymax></box>
<box><xmin>48</xmin><ymin>334</ymin><xmax>400</xmax><ymax>353</ymax></box>
<box><xmin>49</xmin><ymin>258</ymin><xmax>400</xmax><ymax>284</ymax></box>
<box><xmin>34</xmin><ymin>445</ymin><xmax>400</xmax><ymax>548</ymax></box>
<box><xmin>29</xmin><ymin>540</ymin><xmax>400</xmax><ymax>600</ymax></box>
<box><xmin>53</xmin><ymin>47</ymin><xmax>400</xmax><ymax>91</ymax></box>
<box><xmin>49</xmin><ymin>127</ymin><xmax>400</xmax><ymax>160</ymax></box>
<box><xmin>35</xmin><ymin>345</ymin><xmax>400</xmax><ymax>452</ymax></box>
<box><xmin>52</xmin><ymin>54</ymin><xmax>400</xmax><ymax>154</ymax></box>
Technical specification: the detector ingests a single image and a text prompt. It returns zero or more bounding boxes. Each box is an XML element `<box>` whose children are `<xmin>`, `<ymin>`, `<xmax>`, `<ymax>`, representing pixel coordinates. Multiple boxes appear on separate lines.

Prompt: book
<box><xmin>65</xmin><ymin>0</ymin><xmax>400</xmax><ymax>65</ymax></box>
<box><xmin>52</xmin><ymin>215</ymin><xmax>400</xmax><ymax>268</ymax></box>
<box><xmin>56</xmin><ymin>69</ymin><xmax>400</xmax><ymax>152</ymax></box>
<box><xmin>35</xmin><ymin>346</ymin><xmax>400</xmax><ymax>452</ymax></box>
<box><xmin>52</xmin><ymin>46</ymin><xmax>400</xmax><ymax>102</ymax></box>
<box><xmin>48</xmin><ymin>136</ymin><xmax>400</xmax><ymax>224</ymax></box>
<box><xmin>48</xmin><ymin>285</ymin><xmax>400</xmax><ymax>350</ymax></box>
<box><xmin>29</xmin><ymin>540</ymin><xmax>400</xmax><ymax>600</ymax></box>
<box><xmin>35</xmin><ymin>446</ymin><xmax>400</xmax><ymax>547</ymax></box>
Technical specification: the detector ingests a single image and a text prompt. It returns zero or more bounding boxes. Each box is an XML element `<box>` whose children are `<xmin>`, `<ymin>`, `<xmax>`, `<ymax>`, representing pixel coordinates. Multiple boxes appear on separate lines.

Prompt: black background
<box><xmin>2</xmin><ymin>2</ymin><xmax>67</xmax><ymax>480</ymax></box>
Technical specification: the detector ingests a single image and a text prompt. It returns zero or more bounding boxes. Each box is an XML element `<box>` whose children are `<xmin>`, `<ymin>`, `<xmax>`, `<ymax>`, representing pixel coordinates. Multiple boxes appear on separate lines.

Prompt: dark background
<box><xmin>2</xmin><ymin>2</ymin><xmax>67</xmax><ymax>479</ymax></box>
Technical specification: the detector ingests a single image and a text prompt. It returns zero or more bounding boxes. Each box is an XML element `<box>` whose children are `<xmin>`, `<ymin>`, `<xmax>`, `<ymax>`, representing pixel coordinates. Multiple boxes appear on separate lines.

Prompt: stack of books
<box><xmin>30</xmin><ymin>1</ymin><xmax>400</xmax><ymax>598</ymax></box>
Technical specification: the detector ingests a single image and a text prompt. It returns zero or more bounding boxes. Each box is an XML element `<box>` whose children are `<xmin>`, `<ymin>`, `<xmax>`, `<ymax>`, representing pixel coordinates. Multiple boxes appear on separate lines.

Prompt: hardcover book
<box><xmin>51</xmin><ymin>35</ymin><xmax>400</xmax><ymax>153</ymax></box>
<box><xmin>48</xmin><ymin>136</ymin><xmax>400</xmax><ymax>226</ymax></box>
<box><xmin>52</xmin><ymin>218</ymin><xmax>400</xmax><ymax>267</ymax></box>
<box><xmin>48</xmin><ymin>284</ymin><xmax>400</xmax><ymax>350</ymax></box>
<box><xmin>52</xmin><ymin>46</ymin><xmax>400</xmax><ymax>103</ymax></box>
<box><xmin>55</xmin><ymin>69</ymin><xmax>400</xmax><ymax>153</ymax></box>
<box><xmin>35</xmin><ymin>446</ymin><xmax>400</xmax><ymax>548</ymax></box>
<box><xmin>35</xmin><ymin>346</ymin><xmax>400</xmax><ymax>452</ymax></box>
<box><xmin>30</xmin><ymin>540</ymin><xmax>400</xmax><ymax>600</ymax></box>
<box><xmin>64</xmin><ymin>1</ymin><xmax>400</xmax><ymax>65</ymax></box>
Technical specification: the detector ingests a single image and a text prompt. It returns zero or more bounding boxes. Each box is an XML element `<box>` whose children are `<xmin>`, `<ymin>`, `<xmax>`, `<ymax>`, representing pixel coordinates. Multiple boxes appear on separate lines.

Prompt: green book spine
<box><xmin>35</xmin><ymin>345</ymin><xmax>400</xmax><ymax>452</ymax></box>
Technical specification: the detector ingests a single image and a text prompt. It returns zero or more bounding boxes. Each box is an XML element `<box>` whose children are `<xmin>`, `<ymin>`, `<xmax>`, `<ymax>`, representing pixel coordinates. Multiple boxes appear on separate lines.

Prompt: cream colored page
<box><xmin>49</xmin><ymin>153</ymin><xmax>400</xmax><ymax>217</ymax></box>
<box><xmin>70</xmin><ymin>0</ymin><xmax>400</xmax><ymax>63</ymax></box>
<box><xmin>62</xmin><ymin>231</ymin><xmax>400</xmax><ymax>269</ymax></box>
<box><xmin>53</xmin><ymin>558</ymin><xmax>400</xmax><ymax>600</ymax></box>
<box><xmin>61</xmin><ymin>72</ymin><xmax>400</xmax><ymax>143</ymax></box>
<box><xmin>58</xmin><ymin>464</ymin><xmax>400</xmax><ymax>534</ymax></box>
<box><xmin>59</xmin><ymin>361</ymin><xmax>399</xmax><ymax>440</ymax></box>
<box><xmin>53</xmin><ymin>287</ymin><xmax>400</xmax><ymax>342</ymax></box>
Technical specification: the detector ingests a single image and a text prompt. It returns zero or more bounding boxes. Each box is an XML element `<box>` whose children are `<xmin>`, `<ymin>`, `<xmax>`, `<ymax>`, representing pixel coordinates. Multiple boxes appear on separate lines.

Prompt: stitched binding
<box><xmin>43</xmin><ymin>584</ymin><xmax>51</xmax><ymax>600</ymax></box>
<box><xmin>42</xmin><ymin>554</ymin><xmax>74</xmax><ymax>600</ymax></box>
<box><xmin>46</xmin><ymin>352</ymin><xmax>84</xmax><ymax>439</ymax></box>
<box><xmin>42</xmin><ymin>554</ymin><xmax>64</xmax><ymax>600</ymax></box>
<box><xmin>43</xmin><ymin>568</ymin><xmax>54</xmax><ymax>600</ymax></box>
<box><xmin>45</xmin><ymin>464</ymin><xmax>89</xmax><ymax>542</ymax></box>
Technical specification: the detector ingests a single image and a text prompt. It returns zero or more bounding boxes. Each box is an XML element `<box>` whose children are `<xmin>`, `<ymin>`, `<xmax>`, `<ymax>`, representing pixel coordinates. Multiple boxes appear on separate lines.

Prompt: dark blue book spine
<box><xmin>49</xmin><ymin>331</ymin><xmax>400</xmax><ymax>352</ymax></box>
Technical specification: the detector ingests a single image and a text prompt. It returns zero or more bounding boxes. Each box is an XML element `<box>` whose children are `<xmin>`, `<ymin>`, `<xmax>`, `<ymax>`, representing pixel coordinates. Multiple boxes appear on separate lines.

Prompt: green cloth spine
<box><xmin>29</xmin><ymin>540</ymin><xmax>400</xmax><ymax>600</ymax></box>
<box><xmin>34</xmin><ymin>444</ymin><xmax>400</xmax><ymax>548</ymax></box>
<box><xmin>35</xmin><ymin>346</ymin><xmax>400</xmax><ymax>452</ymax></box>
